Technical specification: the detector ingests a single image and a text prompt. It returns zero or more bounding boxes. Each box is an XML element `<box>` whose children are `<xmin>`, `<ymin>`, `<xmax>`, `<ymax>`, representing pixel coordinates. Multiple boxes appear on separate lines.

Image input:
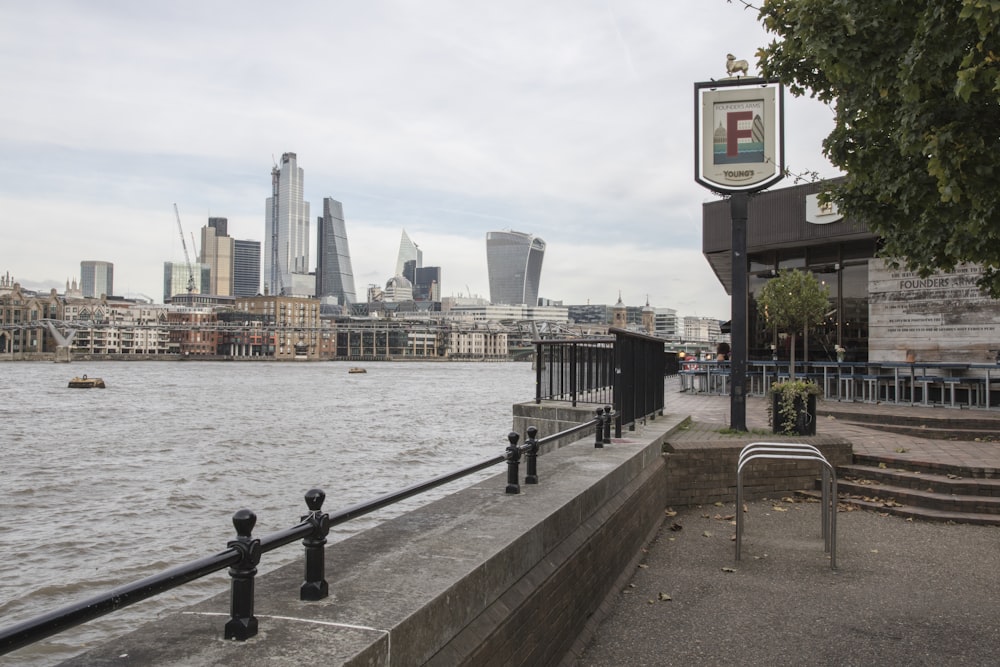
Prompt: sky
<box><xmin>0</xmin><ymin>0</ymin><xmax>840</xmax><ymax>320</ymax></box>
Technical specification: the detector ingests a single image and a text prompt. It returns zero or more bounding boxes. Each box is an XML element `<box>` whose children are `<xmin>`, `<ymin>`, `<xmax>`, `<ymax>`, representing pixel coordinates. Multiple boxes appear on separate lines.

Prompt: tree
<box><xmin>756</xmin><ymin>268</ymin><xmax>830</xmax><ymax>380</ymax></box>
<box><xmin>754</xmin><ymin>1</ymin><xmax>1000</xmax><ymax>294</ymax></box>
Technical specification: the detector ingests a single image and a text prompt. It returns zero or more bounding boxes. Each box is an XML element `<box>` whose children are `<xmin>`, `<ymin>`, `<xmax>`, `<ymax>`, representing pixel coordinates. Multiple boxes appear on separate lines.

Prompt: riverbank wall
<box><xmin>60</xmin><ymin>406</ymin><xmax>682</xmax><ymax>666</ymax></box>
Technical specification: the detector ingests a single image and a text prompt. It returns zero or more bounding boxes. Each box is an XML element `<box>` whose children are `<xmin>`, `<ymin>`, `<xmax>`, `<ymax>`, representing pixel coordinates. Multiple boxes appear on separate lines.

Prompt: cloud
<box><xmin>0</xmin><ymin>0</ymin><xmax>839</xmax><ymax>319</ymax></box>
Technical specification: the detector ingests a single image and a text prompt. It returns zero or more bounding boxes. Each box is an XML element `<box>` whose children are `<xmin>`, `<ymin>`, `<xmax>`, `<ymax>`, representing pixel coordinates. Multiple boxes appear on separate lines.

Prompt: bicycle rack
<box><xmin>736</xmin><ymin>442</ymin><xmax>838</xmax><ymax>570</ymax></box>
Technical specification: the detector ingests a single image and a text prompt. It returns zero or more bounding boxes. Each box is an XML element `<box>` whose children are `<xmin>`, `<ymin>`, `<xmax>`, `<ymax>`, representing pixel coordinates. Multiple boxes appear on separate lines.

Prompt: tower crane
<box><xmin>173</xmin><ymin>203</ymin><xmax>196</xmax><ymax>293</ymax></box>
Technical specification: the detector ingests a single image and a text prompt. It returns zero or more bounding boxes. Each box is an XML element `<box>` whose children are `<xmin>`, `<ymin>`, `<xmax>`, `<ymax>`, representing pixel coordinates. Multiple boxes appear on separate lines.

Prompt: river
<box><xmin>0</xmin><ymin>360</ymin><xmax>534</xmax><ymax>666</ymax></box>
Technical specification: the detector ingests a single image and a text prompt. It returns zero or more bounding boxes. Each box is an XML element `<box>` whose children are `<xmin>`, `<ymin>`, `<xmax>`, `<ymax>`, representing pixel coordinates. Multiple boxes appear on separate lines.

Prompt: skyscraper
<box><xmin>486</xmin><ymin>231</ymin><xmax>545</xmax><ymax>306</ymax></box>
<box><xmin>315</xmin><ymin>197</ymin><xmax>357</xmax><ymax>305</ymax></box>
<box><xmin>264</xmin><ymin>152</ymin><xmax>311</xmax><ymax>296</ymax></box>
<box><xmin>233</xmin><ymin>239</ymin><xmax>261</xmax><ymax>297</ymax></box>
<box><xmin>395</xmin><ymin>229</ymin><xmax>422</xmax><ymax>276</ymax></box>
<box><xmin>80</xmin><ymin>260</ymin><xmax>113</xmax><ymax>298</ymax></box>
<box><xmin>200</xmin><ymin>217</ymin><xmax>234</xmax><ymax>296</ymax></box>
<box><xmin>162</xmin><ymin>262</ymin><xmax>211</xmax><ymax>302</ymax></box>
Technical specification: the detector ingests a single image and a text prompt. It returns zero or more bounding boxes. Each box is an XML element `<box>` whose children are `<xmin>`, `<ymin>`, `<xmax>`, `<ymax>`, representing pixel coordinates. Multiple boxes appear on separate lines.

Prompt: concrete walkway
<box><xmin>573</xmin><ymin>379</ymin><xmax>1000</xmax><ymax>666</ymax></box>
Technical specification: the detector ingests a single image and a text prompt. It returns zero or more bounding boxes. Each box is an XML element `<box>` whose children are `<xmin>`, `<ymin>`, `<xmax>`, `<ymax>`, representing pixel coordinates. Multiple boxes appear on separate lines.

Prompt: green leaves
<box><xmin>755</xmin><ymin>269</ymin><xmax>830</xmax><ymax>334</ymax></box>
<box><xmin>756</xmin><ymin>0</ymin><xmax>1000</xmax><ymax>295</ymax></box>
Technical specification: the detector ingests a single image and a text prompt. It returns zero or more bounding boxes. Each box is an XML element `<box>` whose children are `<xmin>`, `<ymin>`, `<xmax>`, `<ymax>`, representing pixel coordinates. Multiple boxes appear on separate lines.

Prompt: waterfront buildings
<box><xmin>316</xmin><ymin>197</ymin><xmax>357</xmax><ymax>306</ymax></box>
<box><xmin>265</xmin><ymin>152</ymin><xmax>311</xmax><ymax>297</ymax></box>
<box><xmin>200</xmin><ymin>217</ymin><xmax>234</xmax><ymax>296</ymax></box>
<box><xmin>485</xmin><ymin>231</ymin><xmax>545</xmax><ymax>306</ymax></box>
<box><xmin>80</xmin><ymin>261</ymin><xmax>113</xmax><ymax>298</ymax></box>
<box><xmin>233</xmin><ymin>239</ymin><xmax>261</xmax><ymax>297</ymax></box>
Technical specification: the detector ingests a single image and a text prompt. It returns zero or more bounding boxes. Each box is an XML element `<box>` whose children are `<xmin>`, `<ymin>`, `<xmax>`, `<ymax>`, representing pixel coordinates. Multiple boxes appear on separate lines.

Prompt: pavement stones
<box><xmin>572</xmin><ymin>378</ymin><xmax>1000</xmax><ymax>666</ymax></box>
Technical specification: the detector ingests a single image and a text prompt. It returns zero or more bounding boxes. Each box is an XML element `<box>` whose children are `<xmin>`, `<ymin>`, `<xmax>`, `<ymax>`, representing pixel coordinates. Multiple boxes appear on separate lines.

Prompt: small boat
<box><xmin>348</xmin><ymin>367</ymin><xmax>367</xmax><ymax>374</ymax></box>
<box><xmin>68</xmin><ymin>375</ymin><xmax>106</xmax><ymax>388</ymax></box>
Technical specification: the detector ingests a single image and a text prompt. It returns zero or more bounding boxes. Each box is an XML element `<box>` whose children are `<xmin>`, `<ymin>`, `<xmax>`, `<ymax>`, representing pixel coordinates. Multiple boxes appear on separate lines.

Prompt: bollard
<box><xmin>524</xmin><ymin>426</ymin><xmax>539</xmax><ymax>484</ymax></box>
<box><xmin>603</xmin><ymin>406</ymin><xmax>612</xmax><ymax>444</ymax></box>
<box><xmin>300</xmin><ymin>488</ymin><xmax>330</xmax><ymax>601</ymax></box>
<box><xmin>505</xmin><ymin>432</ymin><xmax>521</xmax><ymax>494</ymax></box>
<box><xmin>225</xmin><ymin>508</ymin><xmax>262</xmax><ymax>641</ymax></box>
<box><xmin>594</xmin><ymin>408</ymin><xmax>605</xmax><ymax>448</ymax></box>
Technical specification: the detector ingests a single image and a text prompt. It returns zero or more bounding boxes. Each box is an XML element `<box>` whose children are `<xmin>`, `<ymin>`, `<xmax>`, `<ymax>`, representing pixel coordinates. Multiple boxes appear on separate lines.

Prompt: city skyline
<box><xmin>0</xmin><ymin>1</ymin><xmax>841</xmax><ymax>318</ymax></box>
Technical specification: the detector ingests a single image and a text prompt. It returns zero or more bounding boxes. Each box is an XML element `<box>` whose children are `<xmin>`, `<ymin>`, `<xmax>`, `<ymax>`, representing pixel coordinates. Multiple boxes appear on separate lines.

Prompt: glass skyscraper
<box><xmin>316</xmin><ymin>197</ymin><xmax>357</xmax><ymax>305</ymax></box>
<box><xmin>395</xmin><ymin>229</ymin><xmax>422</xmax><ymax>276</ymax></box>
<box><xmin>485</xmin><ymin>231</ymin><xmax>546</xmax><ymax>306</ymax></box>
<box><xmin>264</xmin><ymin>152</ymin><xmax>310</xmax><ymax>296</ymax></box>
<box><xmin>80</xmin><ymin>260</ymin><xmax>113</xmax><ymax>298</ymax></box>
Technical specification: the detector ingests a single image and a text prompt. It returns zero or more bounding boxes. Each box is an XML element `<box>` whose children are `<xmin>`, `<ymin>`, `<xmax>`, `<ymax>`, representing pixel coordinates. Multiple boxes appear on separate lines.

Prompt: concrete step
<box><xmin>837</xmin><ymin>420</ymin><xmax>999</xmax><ymax>442</ymax></box>
<box><xmin>834</xmin><ymin>477</ymin><xmax>1000</xmax><ymax>515</ymax></box>
<box><xmin>817</xmin><ymin>407</ymin><xmax>1000</xmax><ymax>431</ymax></box>
<box><xmin>797</xmin><ymin>489</ymin><xmax>1000</xmax><ymax>526</ymax></box>
<box><xmin>838</xmin><ymin>463</ymin><xmax>1000</xmax><ymax>497</ymax></box>
<box><xmin>852</xmin><ymin>454</ymin><xmax>1000</xmax><ymax>480</ymax></box>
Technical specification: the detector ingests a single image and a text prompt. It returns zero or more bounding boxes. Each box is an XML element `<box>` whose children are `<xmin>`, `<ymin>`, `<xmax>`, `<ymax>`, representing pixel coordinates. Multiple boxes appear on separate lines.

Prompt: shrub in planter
<box><xmin>769</xmin><ymin>379</ymin><xmax>821</xmax><ymax>435</ymax></box>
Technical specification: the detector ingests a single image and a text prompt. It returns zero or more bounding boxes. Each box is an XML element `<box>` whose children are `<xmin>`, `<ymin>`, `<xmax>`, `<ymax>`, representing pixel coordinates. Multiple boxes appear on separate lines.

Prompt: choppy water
<box><xmin>0</xmin><ymin>360</ymin><xmax>533</xmax><ymax>666</ymax></box>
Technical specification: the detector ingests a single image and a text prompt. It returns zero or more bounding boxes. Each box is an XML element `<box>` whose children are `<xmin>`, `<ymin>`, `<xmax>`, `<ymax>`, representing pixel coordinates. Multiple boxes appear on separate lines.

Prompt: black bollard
<box><xmin>594</xmin><ymin>408</ymin><xmax>605</xmax><ymax>448</ymax></box>
<box><xmin>225</xmin><ymin>508</ymin><xmax>261</xmax><ymax>641</ymax></box>
<box><xmin>603</xmin><ymin>406</ymin><xmax>612</xmax><ymax>445</ymax></box>
<box><xmin>505</xmin><ymin>432</ymin><xmax>521</xmax><ymax>494</ymax></box>
<box><xmin>524</xmin><ymin>426</ymin><xmax>539</xmax><ymax>484</ymax></box>
<box><xmin>300</xmin><ymin>488</ymin><xmax>330</xmax><ymax>601</ymax></box>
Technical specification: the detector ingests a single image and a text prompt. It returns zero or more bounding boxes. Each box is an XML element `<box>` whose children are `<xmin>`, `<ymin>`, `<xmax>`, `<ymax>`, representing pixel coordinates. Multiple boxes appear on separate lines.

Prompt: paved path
<box><xmin>572</xmin><ymin>379</ymin><xmax>1000</xmax><ymax>666</ymax></box>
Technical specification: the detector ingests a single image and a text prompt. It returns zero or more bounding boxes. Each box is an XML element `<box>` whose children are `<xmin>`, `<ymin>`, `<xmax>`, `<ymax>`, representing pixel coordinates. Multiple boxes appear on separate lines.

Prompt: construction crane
<box><xmin>173</xmin><ymin>203</ymin><xmax>196</xmax><ymax>293</ymax></box>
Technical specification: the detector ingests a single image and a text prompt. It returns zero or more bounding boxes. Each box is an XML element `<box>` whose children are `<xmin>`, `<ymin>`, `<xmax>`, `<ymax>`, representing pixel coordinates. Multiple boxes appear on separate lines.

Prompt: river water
<box><xmin>0</xmin><ymin>360</ymin><xmax>534</xmax><ymax>666</ymax></box>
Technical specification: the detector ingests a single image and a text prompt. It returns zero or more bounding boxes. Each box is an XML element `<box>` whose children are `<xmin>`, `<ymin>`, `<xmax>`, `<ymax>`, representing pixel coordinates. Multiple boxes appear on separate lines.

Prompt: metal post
<box><xmin>602</xmin><ymin>406</ymin><xmax>612</xmax><ymax>444</ymax></box>
<box><xmin>594</xmin><ymin>408</ymin><xmax>605</xmax><ymax>448</ymax></box>
<box><xmin>225</xmin><ymin>509</ymin><xmax>261</xmax><ymax>640</ymax></box>
<box><xmin>505</xmin><ymin>432</ymin><xmax>521</xmax><ymax>494</ymax></box>
<box><xmin>300</xmin><ymin>488</ymin><xmax>330</xmax><ymax>601</ymax></box>
<box><xmin>524</xmin><ymin>426</ymin><xmax>539</xmax><ymax>484</ymax></box>
<box><xmin>730</xmin><ymin>192</ymin><xmax>749</xmax><ymax>432</ymax></box>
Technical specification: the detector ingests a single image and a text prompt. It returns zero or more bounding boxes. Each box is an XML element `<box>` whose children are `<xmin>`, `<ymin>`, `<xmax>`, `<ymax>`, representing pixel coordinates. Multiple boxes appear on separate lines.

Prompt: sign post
<box><xmin>694</xmin><ymin>76</ymin><xmax>784</xmax><ymax>431</ymax></box>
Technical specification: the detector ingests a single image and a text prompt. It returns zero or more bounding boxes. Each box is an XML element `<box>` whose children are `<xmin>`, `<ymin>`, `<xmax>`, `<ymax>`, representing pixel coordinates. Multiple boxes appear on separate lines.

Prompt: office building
<box><xmin>485</xmin><ymin>230</ymin><xmax>545</xmax><ymax>306</ymax></box>
<box><xmin>200</xmin><ymin>217</ymin><xmax>234</xmax><ymax>296</ymax></box>
<box><xmin>402</xmin><ymin>261</ymin><xmax>441</xmax><ymax>303</ymax></box>
<box><xmin>395</xmin><ymin>229</ymin><xmax>422</xmax><ymax>277</ymax></box>
<box><xmin>80</xmin><ymin>261</ymin><xmax>113</xmax><ymax>298</ymax></box>
<box><xmin>233</xmin><ymin>239</ymin><xmax>261</xmax><ymax>297</ymax></box>
<box><xmin>163</xmin><ymin>261</ymin><xmax>211</xmax><ymax>302</ymax></box>
<box><xmin>316</xmin><ymin>197</ymin><xmax>357</xmax><ymax>305</ymax></box>
<box><xmin>264</xmin><ymin>152</ymin><xmax>311</xmax><ymax>296</ymax></box>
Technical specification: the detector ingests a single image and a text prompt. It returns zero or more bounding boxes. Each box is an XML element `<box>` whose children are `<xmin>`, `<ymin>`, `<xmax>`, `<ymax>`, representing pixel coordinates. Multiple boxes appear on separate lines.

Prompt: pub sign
<box><xmin>694</xmin><ymin>78</ymin><xmax>784</xmax><ymax>194</ymax></box>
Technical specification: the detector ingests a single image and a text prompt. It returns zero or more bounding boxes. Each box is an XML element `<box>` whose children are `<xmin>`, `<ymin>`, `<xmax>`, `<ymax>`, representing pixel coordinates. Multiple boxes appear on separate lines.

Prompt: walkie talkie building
<box><xmin>486</xmin><ymin>230</ymin><xmax>546</xmax><ymax>306</ymax></box>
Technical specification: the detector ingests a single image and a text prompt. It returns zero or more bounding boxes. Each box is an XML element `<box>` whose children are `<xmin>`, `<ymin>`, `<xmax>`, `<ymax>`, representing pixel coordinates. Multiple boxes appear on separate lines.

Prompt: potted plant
<box><xmin>757</xmin><ymin>268</ymin><xmax>830</xmax><ymax>435</ymax></box>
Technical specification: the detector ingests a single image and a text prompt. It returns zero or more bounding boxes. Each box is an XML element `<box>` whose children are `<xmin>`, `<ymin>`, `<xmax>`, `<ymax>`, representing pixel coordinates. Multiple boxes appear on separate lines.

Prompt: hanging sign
<box><xmin>694</xmin><ymin>78</ymin><xmax>784</xmax><ymax>194</ymax></box>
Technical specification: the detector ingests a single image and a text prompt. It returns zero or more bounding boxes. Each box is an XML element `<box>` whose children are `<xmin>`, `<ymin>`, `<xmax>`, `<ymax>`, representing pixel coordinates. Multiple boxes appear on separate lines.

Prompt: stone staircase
<box><xmin>802</xmin><ymin>407</ymin><xmax>1000</xmax><ymax>524</ymax></box>
<box><xmin>822</xmin><ymin>455</ymin><xmax>1000</xmax><ymax>525</ymax></box>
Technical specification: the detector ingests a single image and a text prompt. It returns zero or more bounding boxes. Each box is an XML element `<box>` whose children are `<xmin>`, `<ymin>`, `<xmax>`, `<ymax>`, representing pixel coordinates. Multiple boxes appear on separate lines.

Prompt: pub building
<box><xmin>701</xmin><ymin>178</ymin><xmax>1000</xmax><ymax>405</ymax></box>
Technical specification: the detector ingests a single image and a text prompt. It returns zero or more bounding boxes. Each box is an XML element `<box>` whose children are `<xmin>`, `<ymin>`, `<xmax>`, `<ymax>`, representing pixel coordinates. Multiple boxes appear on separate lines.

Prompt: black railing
<box><xmin>534</xmin><ymin>330</ymin><xmax>667</xmax><ymax>435</ymax></box>
<box><xmin>0</xmin><ymin>413</ymin><xmax>613</xmax><ymax>658</ymax></box>
<box><xmin>534</xmin><ymin>337</ymin><xmax>615</xmax><ymax>406</ymax></box>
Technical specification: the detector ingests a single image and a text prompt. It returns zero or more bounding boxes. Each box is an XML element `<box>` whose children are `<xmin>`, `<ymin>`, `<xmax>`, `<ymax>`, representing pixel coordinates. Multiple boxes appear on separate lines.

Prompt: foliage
<box><xmin>756</xmin><ymin>268</ymin><xmax>830</xmax><ymax>379</ymax></box>
<box><xmin>755</xmin><ymin>0</ymin><xmax>1000</xmax><ymax>295</ymax></box>
<box><xmin>768</xmin><ymin>379</ymin><xmax>822</xmax><ymax>435</ymax></box>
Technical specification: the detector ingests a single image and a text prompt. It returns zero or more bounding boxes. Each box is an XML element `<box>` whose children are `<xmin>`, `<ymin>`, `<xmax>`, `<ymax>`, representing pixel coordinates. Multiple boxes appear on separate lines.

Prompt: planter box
<box><xmin>771</xmin><ymin>393</ymin><xmax>817</xmax><ymax>436</ymax></box>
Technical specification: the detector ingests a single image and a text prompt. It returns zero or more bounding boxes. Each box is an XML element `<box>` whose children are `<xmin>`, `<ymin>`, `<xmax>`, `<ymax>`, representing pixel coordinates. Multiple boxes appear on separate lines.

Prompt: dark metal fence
<box><xmin>0</xmin><ymin>412</ymin><xmax>613</xmax><ymax>658</ymax></box>
<box><xmin>534</xmin><ymin>329</ymin><xmax>668</xmax><ymax>435</ymax></box>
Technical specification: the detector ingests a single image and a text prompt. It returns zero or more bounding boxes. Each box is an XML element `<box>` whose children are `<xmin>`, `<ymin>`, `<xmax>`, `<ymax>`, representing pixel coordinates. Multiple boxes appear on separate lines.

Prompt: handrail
<box><xmin>0</xmin><ymin>413</ymin><xmax>612</xmax><ymax>658</ymax></box>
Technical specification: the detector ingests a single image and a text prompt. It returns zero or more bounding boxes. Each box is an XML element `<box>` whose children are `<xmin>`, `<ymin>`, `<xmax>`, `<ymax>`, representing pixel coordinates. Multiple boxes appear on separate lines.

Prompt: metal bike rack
<box><xmin>736</xmin><ymin>442</ymin><xmax>838</xmax><ymax>569</ymax></box>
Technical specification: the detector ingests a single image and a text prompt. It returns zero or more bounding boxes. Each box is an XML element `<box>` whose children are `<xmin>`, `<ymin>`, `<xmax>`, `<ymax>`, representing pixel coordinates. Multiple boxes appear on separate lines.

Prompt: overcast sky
<box><xmin>1</xmin><ymin>0</ymin><xmax>839</xmax><ymax>319</ymax></box>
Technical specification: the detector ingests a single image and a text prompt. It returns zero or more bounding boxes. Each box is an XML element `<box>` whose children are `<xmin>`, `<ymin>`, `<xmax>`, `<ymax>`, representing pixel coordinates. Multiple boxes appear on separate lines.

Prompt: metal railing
<box><xmin>534</xmin><ymin>330</ymin><xmax>668</xmax><ymax>436</ymax></box>
<box><xmin>0</xmin><ymin>412</ymin><xmax>613</xmax><ymax>657</ymax></box>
